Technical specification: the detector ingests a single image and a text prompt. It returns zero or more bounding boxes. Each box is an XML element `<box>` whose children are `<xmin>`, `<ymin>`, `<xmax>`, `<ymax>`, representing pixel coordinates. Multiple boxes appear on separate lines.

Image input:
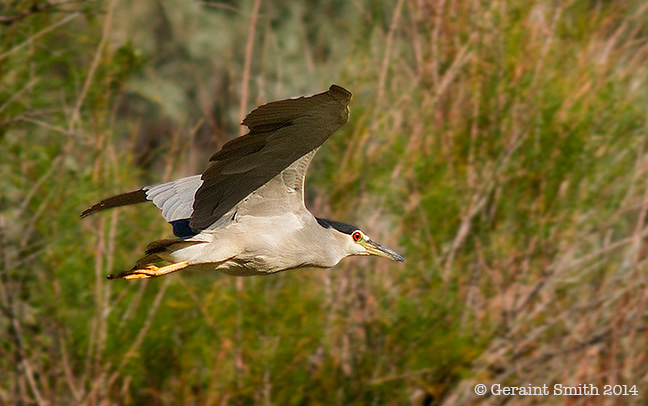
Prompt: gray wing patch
<box><xmin>208</xmin><ymin>148</ymin><xmax>320</xmax><ymax>228</ymax></box>
<box><xmin>281</xmin><ymin>147</ymin><xmax>318</xmax><ymax>197</ymax></box>
<box><xmin>144</xmin><ymin>175</ymin><xmax>202</xmax><ymax>223</ymax></box>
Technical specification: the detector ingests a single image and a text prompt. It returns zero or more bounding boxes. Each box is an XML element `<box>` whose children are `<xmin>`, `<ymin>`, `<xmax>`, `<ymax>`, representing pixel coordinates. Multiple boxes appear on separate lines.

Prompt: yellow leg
<box><xmin>108</xmin><ymin>261</ymin><xmax>189</xmax><ymax>280</ymax></box>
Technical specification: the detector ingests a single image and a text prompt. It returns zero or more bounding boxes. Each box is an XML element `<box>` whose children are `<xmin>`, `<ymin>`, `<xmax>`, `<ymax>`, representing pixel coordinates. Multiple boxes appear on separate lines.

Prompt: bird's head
<box><xmin>316</xmin><ymin>218</ymin><xmax>405</xmax><ymax>263</ymax></box>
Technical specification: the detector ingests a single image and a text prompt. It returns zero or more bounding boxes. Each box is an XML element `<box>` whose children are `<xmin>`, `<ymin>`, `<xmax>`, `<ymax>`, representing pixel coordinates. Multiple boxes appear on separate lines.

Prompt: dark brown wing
<box><xmin>189</xmin><ymin>84</ymin><xmax>352</xmax><ymax>231</ymax></box>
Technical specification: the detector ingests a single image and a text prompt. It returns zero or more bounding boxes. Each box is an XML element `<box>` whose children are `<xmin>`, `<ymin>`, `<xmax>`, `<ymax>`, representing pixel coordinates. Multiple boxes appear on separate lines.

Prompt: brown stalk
<box><xmin>113</xmin><ymin>281</ymin><xmax>171</xmax><ymax>379</ymax></box>
<box><xmin>0</xmin><ymin>218</ymin><xmax>45</xmax><ymax>405</ymax></box>
<box><xmin>58</xmin><ymin>330</ymin><xmax>82</xmax><ymax>402</ymax></box>
<box><xmin>238</xmin><ymin>0</ymin><xmax>262</xmax><ymax>136</ymax></box>
<box><xmin>69</xmin><ymin>0</ymin><xmax>116</xmax><ymax>131</ymax></box>
<box><xmin>375</xmin><ymin>0</ymin><xmax>405</xmax><ymax>112</ymax></box>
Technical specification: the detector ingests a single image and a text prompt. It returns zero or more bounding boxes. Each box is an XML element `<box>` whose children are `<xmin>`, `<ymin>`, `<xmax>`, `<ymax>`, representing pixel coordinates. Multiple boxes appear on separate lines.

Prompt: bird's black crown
<box><xmin>316</xmin><ymin>218</ymin><xmax>358</xmax><ymax>235</ymax></box>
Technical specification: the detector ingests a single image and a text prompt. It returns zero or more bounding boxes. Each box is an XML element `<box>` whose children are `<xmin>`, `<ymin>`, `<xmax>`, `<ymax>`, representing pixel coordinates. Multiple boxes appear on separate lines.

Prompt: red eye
<box><xmin>352</xmin><ymin>231</ymin><xmax>362</xmax><ymax>242</ymax></box>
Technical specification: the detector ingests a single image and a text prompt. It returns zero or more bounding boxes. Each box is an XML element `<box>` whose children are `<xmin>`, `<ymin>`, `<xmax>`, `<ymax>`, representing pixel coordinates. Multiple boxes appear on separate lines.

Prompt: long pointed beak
<box><xmin>362</xmin><ymin>239</ymin><xmax>405</xmax><ymax>262</ymax></box>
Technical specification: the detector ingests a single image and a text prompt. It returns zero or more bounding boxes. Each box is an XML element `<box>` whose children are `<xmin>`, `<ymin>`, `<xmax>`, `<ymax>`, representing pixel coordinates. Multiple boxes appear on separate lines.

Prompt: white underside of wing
<box><xmin>143</xmin><ymin>175</ymin><xmax>202</xmax><ymax>222</ymax></box>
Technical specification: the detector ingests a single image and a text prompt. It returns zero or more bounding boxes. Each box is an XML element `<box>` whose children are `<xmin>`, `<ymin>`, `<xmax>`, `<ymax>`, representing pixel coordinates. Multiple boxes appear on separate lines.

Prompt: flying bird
<box><xmin>81</xmin><ymin>85</ymin><xmax>404</xmax><ymax>280</ymax></box>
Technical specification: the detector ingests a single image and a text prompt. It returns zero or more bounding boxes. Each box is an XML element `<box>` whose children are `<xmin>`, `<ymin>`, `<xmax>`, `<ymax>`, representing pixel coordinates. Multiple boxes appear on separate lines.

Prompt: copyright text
<box><xmin>473</xmin><ymin>384</ymin><xmax>638</xmax><ymax>396</ymax></box>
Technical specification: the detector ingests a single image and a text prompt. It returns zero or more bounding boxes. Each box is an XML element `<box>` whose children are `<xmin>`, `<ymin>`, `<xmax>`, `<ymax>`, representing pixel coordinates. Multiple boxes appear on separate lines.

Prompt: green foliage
<box><xmin>2</xmin><ymin>0</ymin><xmax>648</xmax><ymax>405</ymax></box>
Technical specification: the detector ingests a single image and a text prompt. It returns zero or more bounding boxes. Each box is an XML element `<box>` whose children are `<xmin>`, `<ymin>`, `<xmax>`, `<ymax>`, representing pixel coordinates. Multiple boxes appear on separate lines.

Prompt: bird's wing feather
<box><xmin>80</xmin><ymin>175</ymin><xmax>202</xmax><ymax>224</ymax></box>
<box><xmin>143</xmin><ymin>175</ymin><xmax>203</xmax><ymax>222</ymax></box>
<box><xmin>189</xmin><ymin>85</ymin><xmax>351</xmax><ymax>231</ymax></box>
<box><xmin>80</xmin><ymin>189</ymin><xmax>148</xmax><ymax>218</ymax></box>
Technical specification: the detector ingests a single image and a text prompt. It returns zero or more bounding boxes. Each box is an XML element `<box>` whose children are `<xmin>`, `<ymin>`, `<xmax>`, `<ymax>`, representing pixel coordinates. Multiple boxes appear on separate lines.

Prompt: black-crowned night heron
<box><xmin>81</xmin><ymin>85</ymin><xmax>404</xmax><ymax>280</ymax></box>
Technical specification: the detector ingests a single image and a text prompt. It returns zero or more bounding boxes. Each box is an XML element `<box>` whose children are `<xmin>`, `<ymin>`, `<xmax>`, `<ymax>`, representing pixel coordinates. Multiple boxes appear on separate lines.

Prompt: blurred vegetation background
<box><xmin>2</xmin><ymin>0</ymin><xmax>648</xmax><ymax>404</ymax></box>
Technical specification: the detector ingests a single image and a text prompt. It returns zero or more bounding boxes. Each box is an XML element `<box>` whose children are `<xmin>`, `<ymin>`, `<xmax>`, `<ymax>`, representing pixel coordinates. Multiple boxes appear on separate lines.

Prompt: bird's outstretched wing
<box><xmin>80</xmin><ymin>175</ymin><xmax>203</xmax><ymax>237</ymax></box>
<box><xmin>80</xmin><ymin>85</ymin><xmax>352</xmax><ymax>236</ymax></box>
<box><xmin>189</xmin><ymin>84</ymin><xmax>351</xmax><ymax>231</ymax></box>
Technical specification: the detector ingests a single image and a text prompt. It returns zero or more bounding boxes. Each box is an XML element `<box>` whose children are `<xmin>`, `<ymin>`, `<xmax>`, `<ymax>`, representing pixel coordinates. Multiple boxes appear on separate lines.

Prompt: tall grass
<box><xmin>2</xmin><ymin>0</ymin><xmax>648</xmax><ymax>404</ymax></box>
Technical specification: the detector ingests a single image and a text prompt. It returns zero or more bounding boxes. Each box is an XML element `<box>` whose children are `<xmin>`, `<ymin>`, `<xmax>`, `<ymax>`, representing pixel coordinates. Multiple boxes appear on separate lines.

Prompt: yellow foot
<box><xmin>107</xmin><ymin>261</ymin><xmax>189</xmax><ymax>280</ymax></box>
